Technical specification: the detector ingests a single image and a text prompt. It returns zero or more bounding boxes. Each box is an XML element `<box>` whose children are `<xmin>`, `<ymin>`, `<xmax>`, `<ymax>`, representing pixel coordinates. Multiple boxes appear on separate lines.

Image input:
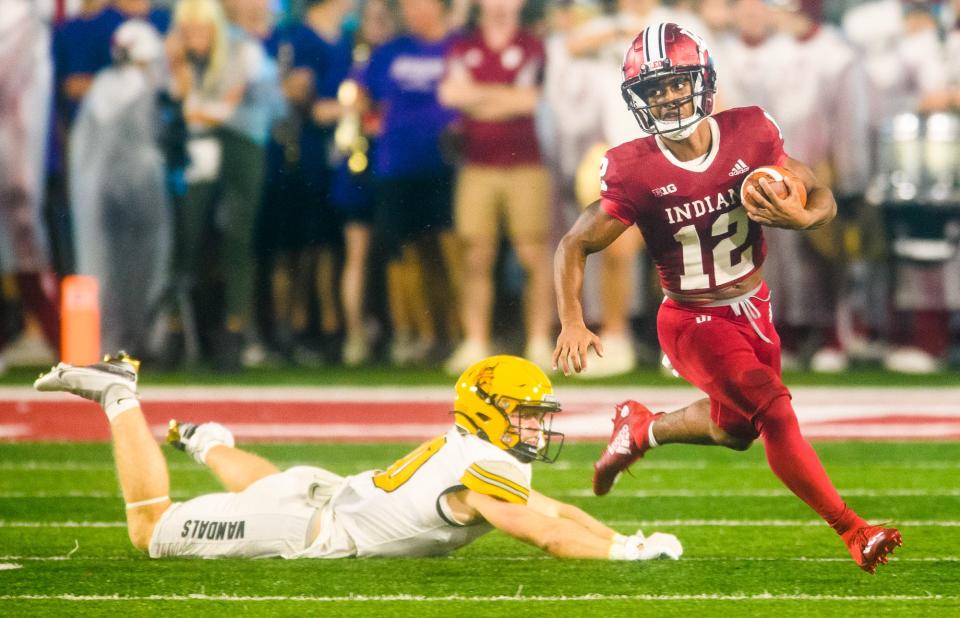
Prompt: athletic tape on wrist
<box><xmin>198</xmin><ymin>441</ymin><xmax>227</xmax><ymax>465</ymax></box>
<box><xmin>609</xmin><ymin>534</ymin><xmax>638</xmax><ymax>560</ymax></box>
<box><xmin>609</xmin><ymin>540</ymin><xmax>627</xmax><ymax>560</ymax></box>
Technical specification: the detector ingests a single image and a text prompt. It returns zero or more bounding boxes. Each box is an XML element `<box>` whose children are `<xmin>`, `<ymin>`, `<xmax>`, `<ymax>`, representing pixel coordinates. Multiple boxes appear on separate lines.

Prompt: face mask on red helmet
<box><xmin>620</xmin><ymin>22</ymin><xmax>717</xmax><ymax>140</ymax></box>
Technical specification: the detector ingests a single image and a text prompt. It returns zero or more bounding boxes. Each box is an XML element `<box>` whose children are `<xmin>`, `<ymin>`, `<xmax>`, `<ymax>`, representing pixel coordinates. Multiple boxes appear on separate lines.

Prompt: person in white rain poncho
<box><xmin>69</xmin><ymin>19</ymin><xmax>172</xmax><ymax>356</ymax></box>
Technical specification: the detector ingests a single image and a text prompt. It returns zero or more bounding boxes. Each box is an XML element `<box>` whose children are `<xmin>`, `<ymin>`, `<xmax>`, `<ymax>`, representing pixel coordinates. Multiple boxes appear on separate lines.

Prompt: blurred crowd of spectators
<box><xmin>0</xmin><ymin>0</ymin><xmax>958</xmax><ymax>376</ymax></box>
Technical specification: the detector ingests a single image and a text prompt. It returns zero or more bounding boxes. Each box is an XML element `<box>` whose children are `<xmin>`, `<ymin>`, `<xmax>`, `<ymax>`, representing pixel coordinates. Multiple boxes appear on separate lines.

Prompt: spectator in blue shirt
<box><xmin>259</xmin><ymin>0</ymin><xmax>355</xmax><ymax>365</ymax></box>
<box><xmin>56</xmin><ymin>0</ymin><xmax>170</xmax><ymax>115</ymax></box>
<box><xmin>358</xmin><ymin>0</ymin><xmax>461</xmax><ymax>366</ymax></box>
<box><xmin>330</xmin><ymin>0</ymin><xmax>398</xmax><ymax>366</ymax></box>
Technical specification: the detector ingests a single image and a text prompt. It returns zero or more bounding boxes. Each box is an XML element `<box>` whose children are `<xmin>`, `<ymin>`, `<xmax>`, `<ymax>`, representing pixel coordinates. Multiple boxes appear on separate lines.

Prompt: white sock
<box><xmin>103</xmin><ymin>384</ymin><xmax>140</xmax><ymax>423</ymax></box>
<box><xmin>648</xmin><ymin>420</ymin><xmax>659</xmax><ymax>449</ymax></box>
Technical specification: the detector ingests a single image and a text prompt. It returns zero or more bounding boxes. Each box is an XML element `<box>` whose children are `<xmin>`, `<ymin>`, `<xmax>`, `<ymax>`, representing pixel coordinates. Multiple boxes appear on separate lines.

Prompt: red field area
<box><xmin>2</xmin><ymin>386</ymin><xmax>960</xmax><ymax>442</ymax></box>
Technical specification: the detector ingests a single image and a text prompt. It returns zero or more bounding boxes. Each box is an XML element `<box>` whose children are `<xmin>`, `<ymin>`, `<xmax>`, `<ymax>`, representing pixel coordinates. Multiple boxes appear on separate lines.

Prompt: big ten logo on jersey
<box><xmin>652</xmin><ymin>183</ymin><xmax>678</xmax><ymax>197</ymax></box>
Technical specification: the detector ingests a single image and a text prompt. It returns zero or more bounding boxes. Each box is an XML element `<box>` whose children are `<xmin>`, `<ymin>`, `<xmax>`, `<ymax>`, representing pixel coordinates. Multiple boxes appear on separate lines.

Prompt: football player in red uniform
<box><xmin>552</xmin><ymin>22</ymin><xmax>901</xmax><ymax>574</ymax></box>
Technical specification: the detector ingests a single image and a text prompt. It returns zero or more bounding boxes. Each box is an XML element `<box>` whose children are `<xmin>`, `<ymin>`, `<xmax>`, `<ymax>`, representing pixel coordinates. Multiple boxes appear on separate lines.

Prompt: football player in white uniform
<box><xmin>34</xmin><ymin>353</ymin><xmax>682</xmax><ymax>561</ymax></box>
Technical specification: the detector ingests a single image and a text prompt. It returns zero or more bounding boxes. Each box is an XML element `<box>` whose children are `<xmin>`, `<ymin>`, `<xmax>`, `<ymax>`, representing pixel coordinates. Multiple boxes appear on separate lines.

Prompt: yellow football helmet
<box><xmin>453</xmin><ymin>355</ymin><xmax>564</xmax><ymax>463</ymax></box>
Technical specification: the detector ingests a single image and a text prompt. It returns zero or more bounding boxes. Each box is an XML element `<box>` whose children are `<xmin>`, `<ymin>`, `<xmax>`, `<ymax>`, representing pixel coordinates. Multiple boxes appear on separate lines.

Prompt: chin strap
<box><xmin>658</xmin><ymin>115</ymin><xmax>704</xmax><ymax>141</ymax></box>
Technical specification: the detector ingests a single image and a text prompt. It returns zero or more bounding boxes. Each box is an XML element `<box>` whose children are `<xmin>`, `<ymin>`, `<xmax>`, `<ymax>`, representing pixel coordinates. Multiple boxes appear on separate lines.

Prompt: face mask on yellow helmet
<box><xmin>453</xmin><ymin>355</ymin><xmax>564</xmax><ymax>463</ymax></box>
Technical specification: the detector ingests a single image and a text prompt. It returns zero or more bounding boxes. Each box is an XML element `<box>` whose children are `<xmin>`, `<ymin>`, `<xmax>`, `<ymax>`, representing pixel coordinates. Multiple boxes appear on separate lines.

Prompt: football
<box><xmin>739</xmin><ymin>165</ymin><xmax>807</xmax><ymax>208</ymax></box>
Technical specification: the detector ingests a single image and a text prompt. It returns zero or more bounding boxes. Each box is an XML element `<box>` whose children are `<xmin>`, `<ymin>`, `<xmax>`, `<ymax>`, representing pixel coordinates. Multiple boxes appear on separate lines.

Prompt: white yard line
<box><xmin>606</xmin><ymin>519</ymin><xmax>960</xmax><ymax>527</ymax></box>
<box><xmin>1</xmin><ymin>554</ymin><xmax>957</xmax><ymax>563</ymax></box>
<box><xmin>558</xmin><ymin>488</ymin><xmax>960</xmax><ymax>498</ymax></box>
<box><xmin>0</xmin><ymin>521</ymin><xmax>127</xmax><ymax>528</ymax></box>
<box><xmin>0</xmin><ymin>462</ymin><xmax>211</xmax><ymax>471</ymax></box>
<box><xmin>0</xmin><ymin>491</ymin><xmax>192</xmax><ymax>499</ymax></box>
<box><xmin>0</xmin><ymin>593</ymin><xmax>956</xmax><ymax>602</ymax></box>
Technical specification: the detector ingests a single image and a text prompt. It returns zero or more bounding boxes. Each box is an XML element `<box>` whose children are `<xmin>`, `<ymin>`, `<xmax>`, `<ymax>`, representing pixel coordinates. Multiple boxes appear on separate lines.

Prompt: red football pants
<box><xmin>657</xmin><ymin>282</ymin><xmax>787</xmax><ymax>439</ymax></box>
<box><xmin>656</xmin><ymin>282</ymin><xmax>864</xmax><ymax>534</ymax></box>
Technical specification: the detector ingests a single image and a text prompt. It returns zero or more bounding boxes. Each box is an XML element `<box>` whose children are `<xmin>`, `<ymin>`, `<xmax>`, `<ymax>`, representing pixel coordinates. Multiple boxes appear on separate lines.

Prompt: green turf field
<box><xmin>1</xmin><ymin>440</ymin><xmax>958</xmax><ymax>616</ymax></box>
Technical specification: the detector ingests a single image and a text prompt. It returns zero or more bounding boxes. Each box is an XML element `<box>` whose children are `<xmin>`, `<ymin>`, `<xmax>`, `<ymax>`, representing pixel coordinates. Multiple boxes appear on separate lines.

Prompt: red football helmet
<box><xmin>621</xmin><ymin>22</ymin><xmax>717</xmax><ymax>139</ymax></box>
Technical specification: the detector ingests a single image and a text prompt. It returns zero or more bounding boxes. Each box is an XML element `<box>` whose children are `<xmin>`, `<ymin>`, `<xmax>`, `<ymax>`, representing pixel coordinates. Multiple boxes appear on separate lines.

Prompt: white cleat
<box><xmin>33</xmin><ymin>352</ymin><xmax>139</xmax><ymax>404</ymax></box>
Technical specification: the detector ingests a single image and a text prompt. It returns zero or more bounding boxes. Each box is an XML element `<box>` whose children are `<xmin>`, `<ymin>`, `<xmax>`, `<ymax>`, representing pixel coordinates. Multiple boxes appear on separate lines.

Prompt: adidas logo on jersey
<box><xmin>728</xmin><ymin>159</ymin><xmax>750</xmax><ymax>177</ymax></box>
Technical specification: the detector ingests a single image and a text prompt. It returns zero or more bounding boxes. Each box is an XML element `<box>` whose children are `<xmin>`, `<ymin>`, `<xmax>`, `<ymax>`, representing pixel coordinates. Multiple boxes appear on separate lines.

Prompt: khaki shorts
<box><xmin>149</xmin><ymin>466</ymin><xmax>350</xmax><ymax>559</ymax></box>
<box><xmin>454</xmin><ymin>165</ymin><xmax>551</xmax><ymax>242</ymax></box>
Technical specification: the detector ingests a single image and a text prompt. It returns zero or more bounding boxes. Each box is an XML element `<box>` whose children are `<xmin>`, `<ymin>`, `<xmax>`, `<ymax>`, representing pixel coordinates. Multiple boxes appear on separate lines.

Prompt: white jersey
<box><xmin>302</xmin><ymin>428</ymin><xmax>532</xmax><ymax>558</ymax></box>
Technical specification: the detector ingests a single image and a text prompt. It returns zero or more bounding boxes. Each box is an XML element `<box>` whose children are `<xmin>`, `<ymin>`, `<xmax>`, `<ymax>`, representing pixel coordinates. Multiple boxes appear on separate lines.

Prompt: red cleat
<box><xmin>843</xmin><ymin>524</ymin><xmax>903</xmax><ymax>574</ymax></box>
<box><xmin>593</xmin><ymin>400</ymin><xmax>661</xmax><ymax>496</ymax></box>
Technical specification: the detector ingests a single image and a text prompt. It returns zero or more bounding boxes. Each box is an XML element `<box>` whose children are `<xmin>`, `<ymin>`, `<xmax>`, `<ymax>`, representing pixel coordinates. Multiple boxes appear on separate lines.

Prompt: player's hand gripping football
<box><xmin>741</xmin><ymin>175</ymin><xmax>813</xmax><ymax>230</ymax></box>
<box><xmin>553</xmin><ymin>322</ymin><xmax>603</xmax><ymax>376</ymax></box>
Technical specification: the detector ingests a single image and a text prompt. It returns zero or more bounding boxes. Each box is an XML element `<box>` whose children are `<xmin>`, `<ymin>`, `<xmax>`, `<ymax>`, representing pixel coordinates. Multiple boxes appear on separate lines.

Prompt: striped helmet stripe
<box><xmin>643</xmin><ymin>25</ymin><xmax>652</xmax><ymax>62</ymax></box>
<box><xmin>658</xmin><ymin>22</ymin><xmax>666</xmax><ymax>60</ymax></box>
<box><xmin>643</xmin><ymin>23</ymin><xmax>667</xmax><ymax>63</ymax></box>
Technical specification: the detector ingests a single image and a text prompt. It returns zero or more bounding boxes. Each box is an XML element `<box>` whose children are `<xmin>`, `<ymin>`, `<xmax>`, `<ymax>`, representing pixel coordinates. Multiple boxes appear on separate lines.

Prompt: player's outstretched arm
<box><xmin>463</xmin><ymin>489</ymin><xmax>681</xmax><ymax>560</ymax></box>
<box><xmin>742</xmin><ymin>157</ymin><xmax>837</xmax><ymax>230</ymax></box>
<box><xmin>527</xmin><ymin>489</ymin><xmax>618</xmax><ymax>540</ymax></box>
<box><xmin>464</xmin><ymin>489</ymin><xmax>614</xmax><ymax>558</ymax></box>
<box><xmin>553</xmin><ymin>201</ymin><xmax>629</xmax><ymax>375</ymax></box>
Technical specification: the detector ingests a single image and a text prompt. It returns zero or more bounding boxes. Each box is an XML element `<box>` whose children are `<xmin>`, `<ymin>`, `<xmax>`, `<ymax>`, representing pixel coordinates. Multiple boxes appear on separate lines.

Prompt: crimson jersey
<box><xmin>600</xmin><ymin>106</ymin><xmax>787</xmax><ymax>295</ymax></box>
<box><xmin>446</xmin><ymin>30</ymin><xmax>544</xmax><ymax>165</ymax></box>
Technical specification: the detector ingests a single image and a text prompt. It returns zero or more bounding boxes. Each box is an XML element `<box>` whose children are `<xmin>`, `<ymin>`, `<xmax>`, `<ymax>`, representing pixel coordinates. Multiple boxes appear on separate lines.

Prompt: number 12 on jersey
<box><xmin>673</xmin><ymin>207</ymin><xmax>754</xmax><ymax>290</ymax></box>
